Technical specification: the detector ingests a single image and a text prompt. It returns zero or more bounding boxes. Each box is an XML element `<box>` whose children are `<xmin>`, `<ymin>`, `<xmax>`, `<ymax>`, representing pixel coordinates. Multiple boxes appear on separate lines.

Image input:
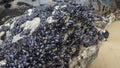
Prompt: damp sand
<box><xmin>89</xmin><ymin>21</ymin><xmax>120</xmax><ymax>68</ymax></box>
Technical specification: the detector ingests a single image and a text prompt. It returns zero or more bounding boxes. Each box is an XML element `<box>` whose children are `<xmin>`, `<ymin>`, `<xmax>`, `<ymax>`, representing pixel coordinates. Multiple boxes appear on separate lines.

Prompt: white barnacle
<box><xmin>0</xmin><ymin>60</ymin><xmax>6</xmax><ymax>66</ymax></box>
<box><xmin>46</xmin><ymin>16</ymin><xmax>57</xmax><ymax>23</ymax></box>
<box><xmin>52</xmin><ymin>11</ymin><xmax>56</xmax><ymax>15</ymax></box>
<box><xmin>61</xmin><ymin>5</ymin><xmax>67</xmax><ymax>8</ymax></box>
<box><xmin>4</xmin><ymin>23</ymin><xmax>10</xmax><ymax>27</ymax></box>
<box><xmin>55</xmin><ymin>6</ymin><xmax>59</xmax><ymax>10</ymax></box>
<box><xmin>27</xmin><ymin>9</ymin><xmax>33</xmax><ymax>16</ymax></box>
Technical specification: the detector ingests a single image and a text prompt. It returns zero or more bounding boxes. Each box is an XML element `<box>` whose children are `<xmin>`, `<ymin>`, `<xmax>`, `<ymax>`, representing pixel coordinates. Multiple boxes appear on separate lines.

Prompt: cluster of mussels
<box><xmin>0</xmin><ymin>1</ymin><xmax>109</xmax><ymax>68</ymax></box>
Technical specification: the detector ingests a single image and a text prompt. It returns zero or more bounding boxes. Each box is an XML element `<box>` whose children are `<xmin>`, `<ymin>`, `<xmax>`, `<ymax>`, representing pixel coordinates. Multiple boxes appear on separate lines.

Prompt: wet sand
<box><xmin>89</xmin><ymin>21</ymin><xmax>120</xmax><ymax>68</ymax></box>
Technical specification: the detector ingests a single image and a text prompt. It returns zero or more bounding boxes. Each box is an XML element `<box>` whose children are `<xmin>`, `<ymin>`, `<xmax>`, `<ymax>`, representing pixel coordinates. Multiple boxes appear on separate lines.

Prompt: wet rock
<box><xmin>0</xmin><ymin>0</ymin><xmax>33</xmax><ymax>25</ymax></box>
<box><xmin>116</xmin><ymin>0</ymin><xmax>120</xmax><ymax>9</ymax></box>
<box><xmin>0</xmin><ymin>1</ymin><xmax>110</xmax><ymax>68</ymax></box>
<box><xmin>54</xmin><ymin>0</ymin><xmax>117</xmax><ymax>15</ymax></box>
<box><xmin>0</xmin><ymin>0</ymin><xmax>119</xmax><ymax>25</ymax></box>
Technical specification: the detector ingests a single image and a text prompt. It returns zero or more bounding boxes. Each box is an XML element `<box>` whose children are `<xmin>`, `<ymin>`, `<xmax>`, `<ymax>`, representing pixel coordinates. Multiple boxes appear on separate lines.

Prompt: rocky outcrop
<box><xmin>0</xmin><ymin>1</ymin><xmax>110</xmax><ymax>68</ymax></box>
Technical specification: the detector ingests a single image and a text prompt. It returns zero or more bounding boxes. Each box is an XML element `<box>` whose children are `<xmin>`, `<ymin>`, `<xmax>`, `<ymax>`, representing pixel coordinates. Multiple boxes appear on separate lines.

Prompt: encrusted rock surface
<box><xmin>0</xmin><ymin>0</ymin><xmax>119</xmax><ymax>24</ymax></box>
<box><xmin>0</xmin><ymin>1</ymin><xmax>110</xmax><ymax>68</ymax></box>
<box><xmin>0</xmin><ymin>0</ymin><xmax>33</xmax><ymax>25</ymax></box>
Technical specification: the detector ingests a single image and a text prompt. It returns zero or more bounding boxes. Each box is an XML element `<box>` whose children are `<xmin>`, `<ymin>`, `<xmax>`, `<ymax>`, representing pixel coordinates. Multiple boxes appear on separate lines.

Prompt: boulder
<box><xmin>0</xmin><ymin>2</ymin><xmax>109</xmax><ymax>68</ymax></box>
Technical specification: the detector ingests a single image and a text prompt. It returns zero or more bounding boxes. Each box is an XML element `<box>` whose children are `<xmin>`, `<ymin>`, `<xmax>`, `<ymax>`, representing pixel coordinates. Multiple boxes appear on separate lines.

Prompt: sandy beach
<box><xmin>89</xmin><ymin>21</ymin><xmax>120</xmax><ymax>68</ymax></box>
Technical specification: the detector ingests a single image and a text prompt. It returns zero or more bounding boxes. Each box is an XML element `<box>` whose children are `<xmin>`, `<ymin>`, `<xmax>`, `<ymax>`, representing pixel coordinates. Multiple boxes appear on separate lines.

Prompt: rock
<box><xmin>114</xmin><ymin>10</ymin><xmax>120</xmax><ymax>20</ymax></box>
<box><xmin>0</xmin><ymin>0</ymin><xmax>118</xmax><ymax>25</ymax></box>
<box><xmin>116</xmin><ymin>0</ymin><xmax>120</xmax><ymax>9</ymax></box>
<box><xmin>54</xmin><ymin>0</ymin><xmax>117</xmax><ymax>15</ymax></box>
<box><xmin>0</xmin><ymin>1</ymin><xmax>110</xmax><ymax>68</ymax></box>
<box><xmin>69</xmin><ymin>46</ymin><xmax>100</xmax><ymax>68</ymax></box>
<box><xmin>0</xmin><ymin>0</ymin><xmax>33</xmax><ymax>25</ymax></box>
